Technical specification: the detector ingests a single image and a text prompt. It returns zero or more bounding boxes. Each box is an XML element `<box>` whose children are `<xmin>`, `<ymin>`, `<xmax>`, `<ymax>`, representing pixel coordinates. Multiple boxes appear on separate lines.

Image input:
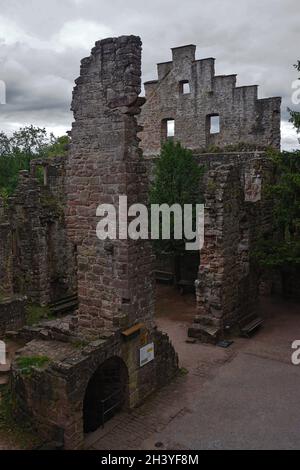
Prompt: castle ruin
<box><xmin>0</xmin><ymin>36</ymin><xmax>283</xmax><ymax>448</ymax></box>
<box><xmin>139</xmin><ymin>44</ymin><xmax>281</xmax><ymax>155</ymax></box>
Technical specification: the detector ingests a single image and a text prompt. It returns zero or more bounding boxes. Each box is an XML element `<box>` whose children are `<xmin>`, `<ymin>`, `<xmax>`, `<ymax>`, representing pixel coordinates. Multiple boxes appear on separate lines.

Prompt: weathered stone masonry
<box><xmin>0</xmin><ymin>199</ymin><xmax>26</xmax><ymax>333</ymax></box>
<box><xmin>188</xmin><ymin>152</ymin><xmax>274</xmax><ymax>342</ymax></box>
<box><xmin>0</xmin><ymin>197</ymin><xmax>13</xmax><ymax>299</ymax></box>
<box><xmin>139</xmin><ymin>44</ymin><xmax>281</xmax><ymax>155</ymax></box>
<box><xmin>66</xmin><ymin>35</ymin><xmax>155</xmax><ymax>335</ymax></box>
<box><xmin>0</xmin><ymin>157</ymin><xmax>77</xmax><ymax>309</ymax></box>
<box><xmin>11</xmin><ymin>36</ymin><xmax>178</xmax><ymax>449</ymax></box>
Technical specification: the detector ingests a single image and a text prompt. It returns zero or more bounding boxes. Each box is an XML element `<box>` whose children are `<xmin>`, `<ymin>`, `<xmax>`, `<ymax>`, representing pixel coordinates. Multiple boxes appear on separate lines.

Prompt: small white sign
<box><xmin>140</xmin><ymin>342</ymin><xmax>154</xmax><ymax>367</ymax></box>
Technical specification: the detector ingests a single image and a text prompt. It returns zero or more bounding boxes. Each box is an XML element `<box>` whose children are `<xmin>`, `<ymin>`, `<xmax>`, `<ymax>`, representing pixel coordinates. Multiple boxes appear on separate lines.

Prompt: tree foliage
<box><xmin>254</xmin><ymin>150</ymin><xmax>300</xmax><ymax>269</ymax></box>
<box><xmin>288</xmin><ymin>60</ymin><xmax>300</xmax><ymax>134</ymax></box>
<box><xmin>0</xmin><ymin>126</ymin><xmax>69</xmax><ymax>198</ymax></box>
<box><xmin>149</xmin><ymin>140</ymin><xmax>203</xmax><ymax>257</ymax></box>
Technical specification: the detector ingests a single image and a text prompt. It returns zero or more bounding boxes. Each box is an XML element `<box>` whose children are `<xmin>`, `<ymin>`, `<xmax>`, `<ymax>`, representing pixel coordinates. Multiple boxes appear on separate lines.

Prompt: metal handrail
<box><xmin>100</xmin><ymin>388</ymin><xmax>122</xmax><ymax>427</ymax></box>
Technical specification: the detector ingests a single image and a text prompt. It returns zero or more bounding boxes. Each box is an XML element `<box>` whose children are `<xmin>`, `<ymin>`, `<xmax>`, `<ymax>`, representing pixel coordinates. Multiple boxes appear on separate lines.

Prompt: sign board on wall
<box><xmin>139</xmin><ymin>342</ymin><xmax>154</xmax><ymax>367</ymax></box>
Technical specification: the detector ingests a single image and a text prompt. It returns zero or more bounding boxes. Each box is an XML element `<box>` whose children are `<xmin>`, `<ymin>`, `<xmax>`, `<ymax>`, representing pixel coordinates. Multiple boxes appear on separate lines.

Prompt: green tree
<box><xmin>44</xmin><ymin>135</ymin><xmax>70</xmax><ymax>158</ymax></box>
<box><xmin>150</xmin><ymin>140</ymin><xmax>203</xmax><ymax>283</ymax></box>
<box><xmin>254</xmin><ymin>150</ymin><xmax>300</xmax><ymax>296</ymax></box>
<box><xmin>10</xmin><ymin>125</ymin><xmax>49</xmax><ymax>156</ymax></box>
<box><xmin>288</xmin><ymin>60</ymin><xmax>300</xmax><ymax>134</ymax></box>
<box><xmin>0</xmin><ymin>126</ymin><xmax>69</xmax><ymax>198</ymax></box>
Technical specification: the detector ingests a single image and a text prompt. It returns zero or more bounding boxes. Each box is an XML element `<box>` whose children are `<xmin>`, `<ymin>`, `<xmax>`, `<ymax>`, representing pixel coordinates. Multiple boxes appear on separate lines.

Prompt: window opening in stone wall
<box><xmin>209</xmin><ymin>114</ymin><xmax>220</xmax><ymax>134</ymax></box>
<box><xmin>167</xmin><ymin>119</ymin><xmax>175</xmax><ymax>138</ymax></box>
<box><xmin>161</xmin><ymin>118</ymin><xmax>175</xmax><ymax>141</ymax></box>
<box><xmin>35</xmin><ymin>165</ymin><xmax>48</xmax><ymax>186</ymax></box>
<box><xmin>179</xmin><ymin>80</ymin><xmax>191</xmax><ymax>94</ymax></box>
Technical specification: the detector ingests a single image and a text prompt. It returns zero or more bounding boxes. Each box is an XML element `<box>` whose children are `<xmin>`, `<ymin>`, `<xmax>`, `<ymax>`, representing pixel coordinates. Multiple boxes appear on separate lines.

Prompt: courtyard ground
<box><xmin>86</xmin><ymin>285</ymin><xmax>300</xmax><ymax>450</ymax></box>
<box><xmin>1</xmin><ymin>286</ymin><xmax>299</xmax><ymax>450</ymax></box>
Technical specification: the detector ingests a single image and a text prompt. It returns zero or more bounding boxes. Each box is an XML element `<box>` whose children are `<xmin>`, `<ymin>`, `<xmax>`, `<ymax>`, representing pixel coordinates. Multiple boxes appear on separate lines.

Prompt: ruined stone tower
<box><xmin>66</xmin><ymin>36</ymin><xmax>155</xmax><ymax>335</ymax></box>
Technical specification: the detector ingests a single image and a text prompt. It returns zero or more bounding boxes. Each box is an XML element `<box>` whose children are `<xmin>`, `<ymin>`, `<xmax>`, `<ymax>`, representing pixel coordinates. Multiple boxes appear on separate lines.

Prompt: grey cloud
<box><xmin>0</xmin><ymin>0</ymin><xmax>299</xmax><ymax>149</ymax></box>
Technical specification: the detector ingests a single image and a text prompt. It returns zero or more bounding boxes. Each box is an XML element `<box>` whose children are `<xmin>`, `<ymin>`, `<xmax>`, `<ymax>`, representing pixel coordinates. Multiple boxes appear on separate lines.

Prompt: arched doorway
<box><xmin>83</xmin><ymin>356</ymin><xmax>129</xmax><ymax>433</ymax></box>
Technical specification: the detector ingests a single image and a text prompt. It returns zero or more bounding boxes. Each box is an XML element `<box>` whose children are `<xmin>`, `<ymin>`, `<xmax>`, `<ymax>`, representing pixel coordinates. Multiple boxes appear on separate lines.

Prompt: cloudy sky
<box><xmin>0</xmin><ymin>0</ymin><xmax>299</xmax><ymax>149</ymax></box>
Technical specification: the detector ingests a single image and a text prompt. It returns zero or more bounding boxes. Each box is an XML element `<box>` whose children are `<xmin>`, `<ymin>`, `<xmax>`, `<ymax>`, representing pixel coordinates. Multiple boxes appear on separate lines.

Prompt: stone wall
<box><xmin>12</xmin><ymin>326</ymin><xmax>178</xmax><ymax>449</ymax></box>
<box><xmin>0</xmin><ymin>198</ymin><xmax>13</xmax><ymax>298</ymax></box>
<box><xmin>0</xmin><ymin>157</ymin><xmax>77</xmax><ymax>306</ymax></box>
<box><xmin>188</xmin><ymin>153</ymin><xmax>274</xmax><ymax>342</ymax></box>
<box><xmin>66</xmin><ymin>36</ymin><xmax>155</xmax><ymax>334</ymax></box>
<box><xmin>139</xmin><ymin>45</ymin><xmax>281</xmax><ymax>156</ymax></box>
<box><xmin>145</xmin><ymin>151</ymin><xmax>274</xmax><ymax>341</ymax></box>
<box><xmin>0</xmin><ymin>296</ymin><xmax>26</xmax><ymax>336</ymax></box>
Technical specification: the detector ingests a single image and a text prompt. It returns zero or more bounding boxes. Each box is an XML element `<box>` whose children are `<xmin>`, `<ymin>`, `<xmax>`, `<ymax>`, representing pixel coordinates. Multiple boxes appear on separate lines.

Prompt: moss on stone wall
<box><xmin>25</xmin><ymin>304</ymin><xmax>53</xmax><ymax>326</ymax></box>
<box><xmin>16</xmin><ymin>356</ymin><xmax>50</xmax><ymax>376</ymax></box>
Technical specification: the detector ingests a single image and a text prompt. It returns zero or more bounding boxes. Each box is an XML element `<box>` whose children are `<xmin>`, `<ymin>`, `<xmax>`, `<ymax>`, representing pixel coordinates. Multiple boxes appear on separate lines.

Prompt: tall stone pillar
<box><xmin>66</xmin><ymin>36</ymin><xmax>155</xmax><ymax>335</ymax></box>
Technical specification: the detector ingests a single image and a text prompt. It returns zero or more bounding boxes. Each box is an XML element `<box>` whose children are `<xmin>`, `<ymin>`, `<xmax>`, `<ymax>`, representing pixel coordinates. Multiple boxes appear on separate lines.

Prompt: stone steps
<box><xmin>188</xmin><ymin>322</ymin><xmax>221</xmax><ymax>344</ymax></box>
<box><xmin>49</xmin><ymin>294</ymin><xmax>78</xmax><ymax>316</ymax></box>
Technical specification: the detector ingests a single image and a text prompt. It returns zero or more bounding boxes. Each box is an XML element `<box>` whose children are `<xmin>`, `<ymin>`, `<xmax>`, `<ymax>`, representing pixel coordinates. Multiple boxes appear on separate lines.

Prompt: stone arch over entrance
<box><xmin>83</xmin><ymin>356</ymin><xmax>129</xmax><ymax>433</ymax></box>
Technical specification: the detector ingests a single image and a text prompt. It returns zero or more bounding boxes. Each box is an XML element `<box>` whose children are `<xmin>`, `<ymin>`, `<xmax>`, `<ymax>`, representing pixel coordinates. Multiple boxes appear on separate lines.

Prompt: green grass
<box><xmin>72</xmin><ymin>339</ymin><xmax>89</xmax><ymax>349</ymax></box>
<box><xmin>178</xmin><ymin>367</ymin><xmax>189</xmax><ymax>376</ymax></box>
<box><xmin>16</xmin><ymin>356</ymin><xmax>50</xmax><ymax>375</ymax></box>
<box><xmin>25</xmin><ymin>304</ymin><xmax>53</xmax><ymax>326</ymax></box>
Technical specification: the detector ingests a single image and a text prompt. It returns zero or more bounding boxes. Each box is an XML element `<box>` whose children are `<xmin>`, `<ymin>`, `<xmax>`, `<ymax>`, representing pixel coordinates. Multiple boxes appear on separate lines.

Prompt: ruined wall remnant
<box><xmin>0</xmin><ymin>157</ymin><xmax>77</xmax><ymax>307</ymax></box>
<box><xmin>66</xmin><ymin>35</ymin><xmax>155</xmax><ymax>334</ymax></box>
<box><xmin>0</xmin><ymin>198</ymin><xmax>26</xmax><ymax>334</ymax></box>
<box><xmin>0</xmin><ymin>297</ymin><xmax>26</xmax><ymax>335</ymax></box>
<box><xmin>187</xmin><ymin>152</ymin><xmax>274</xmax><ymax>342</ymax></box>
<box><xmin>139</xmin><ymin>45</ymin><xmax>281</xmax><ymax>155</ymax></box>
<box><xmin>0</xmin><ymin>197</ymin><xmax>13</xmax><ymax>299</ymax></box>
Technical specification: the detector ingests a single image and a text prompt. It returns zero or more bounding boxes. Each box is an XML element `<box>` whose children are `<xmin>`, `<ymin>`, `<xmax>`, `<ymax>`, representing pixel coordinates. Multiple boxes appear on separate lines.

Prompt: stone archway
<box><xmin>83</xmin><ymin>356</ymin><xmax>129</xmax><ymax>433</ymax></box>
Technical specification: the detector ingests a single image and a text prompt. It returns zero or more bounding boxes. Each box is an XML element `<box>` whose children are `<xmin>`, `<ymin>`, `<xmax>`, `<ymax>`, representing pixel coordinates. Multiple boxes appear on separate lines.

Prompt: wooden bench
<box><xmin>239</xmin><ymin>314</ymin><xmax>264</xmax><ymax>338</ymax></box>
<box><xmin>49</xmin><ymin>294</ymin><xmax>78</xmax><ymax>316</ymax></box>
<box><xmin>155</xmin><ymin>270</ymin><xmax>174</xmax><ymax>284</ymax></box>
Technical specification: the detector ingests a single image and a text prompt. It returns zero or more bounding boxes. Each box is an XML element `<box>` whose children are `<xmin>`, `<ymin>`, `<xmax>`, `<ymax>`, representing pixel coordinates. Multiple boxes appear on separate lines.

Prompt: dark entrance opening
<box><xmin>83</xmin><ymin>356</ymin><xmax>129</xmax><ymax>433</ymax></box>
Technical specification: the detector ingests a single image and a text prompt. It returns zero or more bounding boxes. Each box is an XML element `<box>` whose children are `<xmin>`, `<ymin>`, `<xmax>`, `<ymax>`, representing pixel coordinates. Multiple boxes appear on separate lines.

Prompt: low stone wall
<box><xmin>12</xmin><ymin>324</ymin><xmax>178</xmax><ymax>449</ymax></box>
<box><xmin>0</xmin><ymin>297</ymin><xmax>26</xmax><ymax>336</ymax></box>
